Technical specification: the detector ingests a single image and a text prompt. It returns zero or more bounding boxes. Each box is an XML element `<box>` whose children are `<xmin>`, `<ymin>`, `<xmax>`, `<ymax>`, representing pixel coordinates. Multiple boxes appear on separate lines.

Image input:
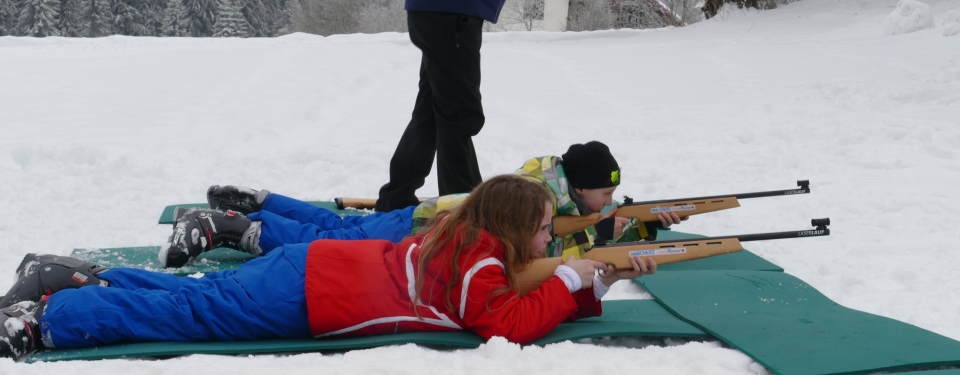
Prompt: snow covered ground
<box><xmin>1</xmin><ymin>0</ymin><xmax>959</xmax><ymax>373</ymax></box>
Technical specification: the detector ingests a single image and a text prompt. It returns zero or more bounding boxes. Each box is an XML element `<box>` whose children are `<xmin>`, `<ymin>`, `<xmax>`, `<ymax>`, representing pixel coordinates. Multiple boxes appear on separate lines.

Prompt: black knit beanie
<box><xmin>562</xmin><ymin>141</ymin><xmax>620</xmax><ymax>189</ymax></box>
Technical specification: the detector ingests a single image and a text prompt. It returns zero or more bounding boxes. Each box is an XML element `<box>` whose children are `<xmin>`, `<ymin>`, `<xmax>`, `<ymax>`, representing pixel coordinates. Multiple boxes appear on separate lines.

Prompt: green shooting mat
<box><xmin>638</xmin><ymin>270</ymin><xmax>960</xmax><ymax>375</ymax></box>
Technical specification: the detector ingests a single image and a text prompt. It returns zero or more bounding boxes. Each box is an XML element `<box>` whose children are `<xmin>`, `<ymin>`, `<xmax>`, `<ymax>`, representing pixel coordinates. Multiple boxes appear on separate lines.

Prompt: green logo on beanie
<box><xmin>611</xmin><ymin>170</ymin><xmax>620</xmax><ymax>185</ymax></box>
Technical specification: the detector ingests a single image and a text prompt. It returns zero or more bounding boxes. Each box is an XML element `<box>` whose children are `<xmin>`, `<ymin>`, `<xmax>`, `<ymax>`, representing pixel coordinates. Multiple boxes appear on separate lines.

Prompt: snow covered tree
<box><xmin>80</xmin><ymin>0</ymin><xmax>111</xmax><ymax>36</ymax></box>
<box><xmin>58</xmin><ymin>0</ymin><xmax>84</xmax><ymax>36</ymax></box>
<box><xmin>567</xmin><ymin>0</ymin><xmax>613</xmax><ymax>31</ymax></box>
<box><xmin>162</xmin><ymin>0</ymin><xmax>186</xmax><ymax>35</ymax></box>
<box><xmin>212</xmin><ymin>0</ymin><xmax>248</xmax><ymax>36</ymax></box>
<box><xmin>289</xmin><ymin>0</ymin><xmax>359</xmax><ymax>36</ymax></box>
<box><xmin>609</xmin><ymin>0</ymin><xmax>677</xmax><ymax>29</ymax></box>
<box><xmin>662</xmin><ymin>0</ymin><xmax>702</xmax><ymax>25</ymax></box>
<box><xmin>0</xmin><ymin>0</ymin><xmax>21</xmax><ymax>35</ymax></box>
<box><xmin>139</xmin><ymin>0</ymin><xmax>164</xmax><ymax>35</ymax></box>
<box><xmin>182</xmin><ymin>0</ymin><xmax>216</xmax><ymax>36</ymax></box>
<box><xmin>272</xmin><ymin>0</ymin><xmax>297</xmax><ymax>34</ymax></box>
<box><xmin>18</xmin><ymin>0</ymin><xmax>61</xmax><ymax>36</ymax></box>
<box><xmin>356</xmin><ymin>0</ymin><xmax>405</xmax><ymax>34</ymax></box>
<box><xmin>701</xmin><ymin>0</ymin><xmax>784</xmax><ymax>20</ymax></box>
<box><xmin>236</xmin><ymin>0</ymin><xmax>266</xmax><ymax>36</ymax></box>
<box><xmin>497</xmin><ymin>0</ymin><xmax>543</xmax><ymax>31</ymax></box>
<box><xmin>112</xmin><ymin>0</ymin><xmax>148</xmax><ymax>35</ymax></box>
<box><xmin>264</xmin><ymin>0</ymin><xmax>289</xmax><ymax>35</ymax></box>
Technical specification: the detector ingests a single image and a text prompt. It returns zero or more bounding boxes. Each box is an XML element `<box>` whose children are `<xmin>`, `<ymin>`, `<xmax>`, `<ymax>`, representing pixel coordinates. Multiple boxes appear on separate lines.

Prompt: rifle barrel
<box><xmin>597</xmin><ymin>217</ymin><xmax>830</xmax><ymax>249</ymax></box>
<box><xmin>624</xmin><ymin>180</ymin><xmax>810</xmax><ymax>206</ymax></box>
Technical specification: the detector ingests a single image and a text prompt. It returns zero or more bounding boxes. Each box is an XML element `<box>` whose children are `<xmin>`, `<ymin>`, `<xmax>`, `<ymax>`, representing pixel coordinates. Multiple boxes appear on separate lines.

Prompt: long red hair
<box><xmin>413</xmin><ymin>174</ymin><xmax>552</xmax><ymax>315</ymax></box>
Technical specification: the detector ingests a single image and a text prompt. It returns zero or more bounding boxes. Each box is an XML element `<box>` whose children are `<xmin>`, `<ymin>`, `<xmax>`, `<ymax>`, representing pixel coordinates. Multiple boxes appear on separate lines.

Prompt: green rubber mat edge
<box><xmin>27</xmin><ymin>300</ymin><xmax>707</xmax><ymax>362</ymax></box>
<box><xmin>639</xmin><ymin>270</ymin><xmax>960</xmax><ymax>375</ymax></box>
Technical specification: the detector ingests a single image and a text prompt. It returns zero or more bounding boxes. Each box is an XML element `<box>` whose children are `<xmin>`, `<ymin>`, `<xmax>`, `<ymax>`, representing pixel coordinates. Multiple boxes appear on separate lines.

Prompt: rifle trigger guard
<box><xmin>598</xmin><ymin>264</ymin><xmax>615</xmax><ymax>278</ymax></box>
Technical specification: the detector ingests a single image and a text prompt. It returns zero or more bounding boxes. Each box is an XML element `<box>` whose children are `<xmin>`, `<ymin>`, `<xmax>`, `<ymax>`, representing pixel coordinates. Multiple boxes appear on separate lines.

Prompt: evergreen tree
<box><xmin>139</xmin><ymin>0</ymin><xmax>162</xmax><ymax>35</ymax></box>
<box><xmin>265</xmin><ymin>0</ymin><xmax>289</xmax><ymax>35</ymax></box>
<box><xmin>182</xmin><ymin>0</ymin><xmax>216</xmax><ymax>36</ymax></box>
<box><xmin>1</xmin><ymin>0</ymin><xmax>21</xmax><ymax>35</ymax></box>
<box><xmin>18</xmin><ymin>0</ymin><xmax>60</xmax><ymax>36</ymax></box>
<box><xmin>112</xmin><ymin>0</ymin><xmax>147</xmax><ymax>35</ymax></box>
<box><xmin>237</xmin><ymin>0</ymin><xmax>265</xmax><ymax>36</ymax></box>
<box><xmin>58</xmin><ymin>0</ymin><xmax>83</xmax><ymax>36</ymax></box>
<box><xmin>212</xmin><ymin>0</ymin><xmax>247</xmax><ymax>37</ymax></box>
<box><xmin>80</xmin><ymin>0</ymin><xmax>111</xmax><ymax>36</ymax></box>
<box><xmin>162</xmin><ymin>0</ymin><xmax>186</xmax><ymax>36</ymax></box>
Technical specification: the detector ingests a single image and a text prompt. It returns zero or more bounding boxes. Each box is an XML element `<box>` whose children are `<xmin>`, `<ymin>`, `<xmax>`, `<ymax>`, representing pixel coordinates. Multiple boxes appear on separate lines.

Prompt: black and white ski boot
<box><xmin>0</xmin><ymin>300</ymin><xmax>45</xmax><ymax>362</ymax></box>
<box><xmin>206</xmin><ymin>185</ymin><xmax>270</xmax><ymax>215</ymax></box>
<box><xmin>159</xmin><ymin>208</ymin><xmax>263</xmax><ymax>268</ymax></box>
<box><xmin>0</xmin><ymin>254</ymin><xmax>108</xmax><ymax>308</ymax></box>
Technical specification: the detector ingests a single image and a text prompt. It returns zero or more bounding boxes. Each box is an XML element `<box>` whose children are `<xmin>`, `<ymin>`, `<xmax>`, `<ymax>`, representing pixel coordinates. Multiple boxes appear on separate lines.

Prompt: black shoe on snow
<box><xmin>0</xmin><ymin>254</ymin><xmax>108</xmax><ymax>308</ymax></box>
<box><xmin>159</xmin><ymin>208</ymin><xmax>262</xmax><ymax>268</ymax></box>
<box><xmin>206</xmin><ymin>185</ymin><xmax>270</xmax><ymax>215</ymax></box>
<box><xmin>0</xmin><ymin>300</ymin><xmax>45</xmax><ymax>362</ymax></box>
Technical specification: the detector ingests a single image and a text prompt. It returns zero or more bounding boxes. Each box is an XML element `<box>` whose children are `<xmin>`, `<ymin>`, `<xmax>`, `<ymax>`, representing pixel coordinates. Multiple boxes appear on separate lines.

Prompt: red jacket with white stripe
<box><xmin>304</xmin><ymin>229</ymin><xmax>602</xmax><ymax>345</ymax></box>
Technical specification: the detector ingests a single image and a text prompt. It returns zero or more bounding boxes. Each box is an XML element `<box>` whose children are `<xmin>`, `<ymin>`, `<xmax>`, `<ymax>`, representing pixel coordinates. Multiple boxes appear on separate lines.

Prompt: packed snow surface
<box><xmin>1</xmin><ymin>0</ymin><xmax>959</xmax><ymax>373</ymax></box>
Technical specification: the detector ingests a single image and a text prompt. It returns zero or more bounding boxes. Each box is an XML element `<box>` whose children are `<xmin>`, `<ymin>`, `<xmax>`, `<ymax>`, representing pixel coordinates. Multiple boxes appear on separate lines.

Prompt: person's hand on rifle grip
<box><xmin>599</xmin><ymin>256</ymin><xmax>657</xmax><ymax>288</ymax></box>
<box><xmin>563</xmin><ymin>257</ymin><xmax>607</xmax><ymax>289</ymax></box>
<box><xmin>656</xmin><ymin>212</ymin><xmax>689</xmax><ymax>228</ymax></box>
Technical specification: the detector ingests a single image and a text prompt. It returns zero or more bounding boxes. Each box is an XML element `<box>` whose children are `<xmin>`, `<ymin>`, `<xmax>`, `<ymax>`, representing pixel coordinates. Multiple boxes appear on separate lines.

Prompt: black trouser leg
<box><xmin>376</xmin><ymin>60</ymin><xmax>438</xmax><ymax>211</ymax></box>
<box><xmin>376</xmin><ymin>11</ymin><xmax>485</xmax><ymax>212</ymax></box>
<box><xmin>429</xmin><ymin>13</ymin><xmax>484</xmax><ymax>196</ymax></box>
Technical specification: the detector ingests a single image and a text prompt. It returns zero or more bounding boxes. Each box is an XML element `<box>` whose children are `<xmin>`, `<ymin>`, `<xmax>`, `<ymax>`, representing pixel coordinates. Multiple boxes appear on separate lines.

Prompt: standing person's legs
<box><xmin>375</xmin><ymin>12</ymin><xmax>441</xmax><ymax>212</ymax></box>
<box><xmin>40</xmin><ymin>244</ymin><xmax>311</xmax><ymax>348</ymax></box>
<box><xmin>428</xmin><ymin>14</ymin><xmax>485</xmax><ymax>196</ymax></box>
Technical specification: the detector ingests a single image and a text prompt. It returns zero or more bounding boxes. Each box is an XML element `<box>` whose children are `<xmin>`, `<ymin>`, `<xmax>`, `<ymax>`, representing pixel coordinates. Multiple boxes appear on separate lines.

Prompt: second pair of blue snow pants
<box><xmin>250</xmin><ymin>193</ymin><xmax>415</xmax><ymax>253</ymax></box>
<box><xmin>39</xmin><ymin>243</ymin><xmax>311</xmax><ymax>348</ymax></box>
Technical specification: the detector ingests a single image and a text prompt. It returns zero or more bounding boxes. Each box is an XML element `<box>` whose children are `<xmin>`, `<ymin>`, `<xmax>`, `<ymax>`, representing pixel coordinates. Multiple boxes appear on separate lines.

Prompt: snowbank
<box><xmin>942</xmin><ymin>10</ymin><xmax>960</xmax><ymax>36</ymax></box>
<box><xmin>883</xmin><ymin>0</ymin><xmax>936</xmax><ymax>36</ymax></box>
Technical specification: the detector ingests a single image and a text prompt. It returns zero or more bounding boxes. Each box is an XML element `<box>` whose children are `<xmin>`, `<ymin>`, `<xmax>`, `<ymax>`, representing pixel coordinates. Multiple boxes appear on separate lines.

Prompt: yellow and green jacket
<box><xmin>409</xmin><ymin>193</ymin><xmax>469</xmax><ymax>234</ymax></box>
<box><xmin>515</xmin><ymin>156</ymin><xmax>647</xmax><ymax>259</ymax></box>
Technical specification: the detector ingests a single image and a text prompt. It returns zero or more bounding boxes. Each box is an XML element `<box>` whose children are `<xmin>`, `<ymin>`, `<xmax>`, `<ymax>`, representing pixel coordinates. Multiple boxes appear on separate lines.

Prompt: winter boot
<box><xmin>159</xmin><ymin>208</ymin><xmax>263</xmax><ymax>268</ymax></box>
<box><xmin>0</xmin><ymin>254</ymin><xmax>108</xmax><ymax>308</ymax></box>
<box><xmin>206</xmin><ymin>185</ymin><xmax>270</xmax><ymax>215</ymax></box>
<box><xmin>0</xmin><ymin>300</ymin><xmax>45</xmax><ymax>362</ymax></box>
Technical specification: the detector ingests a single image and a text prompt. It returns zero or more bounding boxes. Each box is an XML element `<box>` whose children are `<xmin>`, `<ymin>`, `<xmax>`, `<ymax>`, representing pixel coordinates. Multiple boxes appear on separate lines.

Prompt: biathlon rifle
<box><xmin>334</xmin><ymin>181</ymin><xmax>810</xmax><ymax>217</ymax></box>
<box><xmin>552</xmin><ymin>180</ymin><xmax>812</xmax><ymax>240</ymax></box>
<box><xmin>516</xmin><ymin>218</ymin><xmax>831</xmax><ymax>296</ymax></box>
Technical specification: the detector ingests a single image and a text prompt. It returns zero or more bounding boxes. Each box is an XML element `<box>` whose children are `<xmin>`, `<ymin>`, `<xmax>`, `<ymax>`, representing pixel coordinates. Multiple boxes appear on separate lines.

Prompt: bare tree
<box><xmin>609</xmin><ymin>0</ymin><xmax>677</xmax><ymax>29</ymax></box>
<box><xmin>567</xmin><ymin>0</ymin><xmax>613</xmax><ymax>31</ymax></box>
<box><xmin>701</xmin><ymin>0</ymin><xmax>792</xmax><ymax>20</ymax></box>
<box><xmin>662</xmin><ymin>0</ymin><xmax>702</xmax><ymax>25</ymax></box>
<box><xmin>289</xmin><ymin>0</ymin><xmax>405</xmax><ymax>35</ymax></box>
<box><xmin>496</xmin><ymin>0</ymin><xmax>544</xmax><ymax>31</ymax></box>
<box><xmin>289</xmin><ymin>0</ymin><xmax>359</xmax><ymax>35</ymax></box>
<box><xmin>356</xmin><ymin>0</ymin><xmax>405</xmax><ymax>33</ymax></box>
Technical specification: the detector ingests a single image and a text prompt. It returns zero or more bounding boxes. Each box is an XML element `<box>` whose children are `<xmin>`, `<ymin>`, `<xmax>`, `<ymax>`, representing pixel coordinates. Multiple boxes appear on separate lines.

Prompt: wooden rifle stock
<box><xmin>516</xmin><ymin>237</ymin><xmax>744</xmax><ymax>296</ymax></box>
<box><xmin>551</xmin><ymin>180</ymin><xmax>811</xmax><ymax>238</ymax></box>
<box><xmin>335</xmin><ymin>197</ymin><xmax>378</xmax><ymax>210</ymax></box>
<box><xmin>335</xmin><ymin>197</ymin><xmax>427</xmax><ymax>210</ymax></box>
<box><xmin>517</xmin><ymin>217</ymin><xmax>830</xmax><ymax>296</ymax></box>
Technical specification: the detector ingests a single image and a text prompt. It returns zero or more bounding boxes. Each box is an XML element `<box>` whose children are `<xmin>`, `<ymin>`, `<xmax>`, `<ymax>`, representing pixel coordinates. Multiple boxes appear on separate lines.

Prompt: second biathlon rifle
<box><xmin>552</xmin><ymin>180</ymin><xmax>812</xmax><ymax>241</ymax></box>
<box><xmin>516</xmin><ymin>218</ymin><xmax>831</xmax><ymax>296</ymax></box>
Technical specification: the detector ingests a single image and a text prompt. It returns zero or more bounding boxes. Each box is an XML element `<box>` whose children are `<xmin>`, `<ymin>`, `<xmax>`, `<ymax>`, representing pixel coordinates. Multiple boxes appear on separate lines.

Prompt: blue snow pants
<box><xmin>250</xmin><ymin>193</ymin><xmax>415</xmax><ymax>253</ymax></box>
<box><xmin>40</xmin><ymin>243</ymin><xmax>312</xmax><ymax>348</ymax></box>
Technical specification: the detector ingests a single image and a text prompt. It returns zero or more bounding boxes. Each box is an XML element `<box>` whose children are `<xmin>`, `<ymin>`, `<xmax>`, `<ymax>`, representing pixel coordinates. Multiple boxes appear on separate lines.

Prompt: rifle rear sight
<box><xmin>812</xmin><ymin>218</ymin><xmax>830</xmax><ymax>229</ymax></box>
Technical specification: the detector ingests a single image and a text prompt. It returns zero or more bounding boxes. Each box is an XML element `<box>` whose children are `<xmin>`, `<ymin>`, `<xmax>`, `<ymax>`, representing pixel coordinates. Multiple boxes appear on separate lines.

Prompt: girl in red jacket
<box><xmin>0</xmin><ymin>175</ymin><xmax>656</xmax><ymax>361</ymax></box>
